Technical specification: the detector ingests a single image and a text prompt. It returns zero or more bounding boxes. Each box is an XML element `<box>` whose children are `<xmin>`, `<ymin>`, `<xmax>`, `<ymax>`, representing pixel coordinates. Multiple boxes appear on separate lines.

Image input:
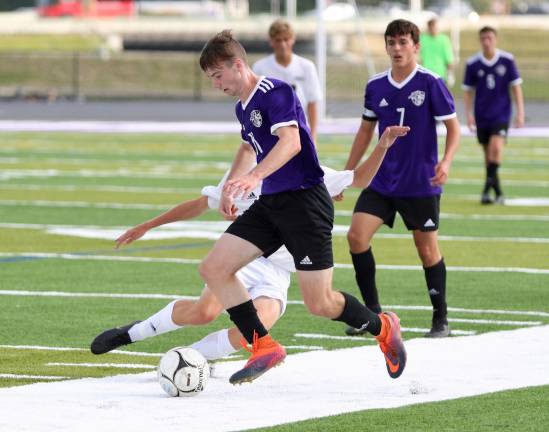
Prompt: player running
<box><xmin>91</xmin><ymin>126</ymin><xmax>408</xmax><ymax>370</ymax></box>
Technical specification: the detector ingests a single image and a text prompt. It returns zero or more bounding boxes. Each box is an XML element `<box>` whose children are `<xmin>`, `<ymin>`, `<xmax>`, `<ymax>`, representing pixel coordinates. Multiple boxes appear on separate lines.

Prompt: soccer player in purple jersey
<box><xmin>343</xmin><ymin>20</ymin><xmax>460</xmax><ymax>338</ymax></box>
<box><xmin>198</xmin><ymin>30</ymin><xmax>409</xmax><ymax>384</ymax></box>
<box><xmin>462</xmin><ymin>26</ymin><xmax>524</xmax><ymax>205</ymax></box>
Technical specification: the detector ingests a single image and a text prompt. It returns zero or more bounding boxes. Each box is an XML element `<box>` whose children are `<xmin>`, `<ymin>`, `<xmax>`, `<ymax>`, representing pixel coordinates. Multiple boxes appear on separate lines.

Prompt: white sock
<box><xmin>128</xmin><ymin>300</ymin><xmax>182</xmax><ymax>342</ymax></box>
<box><xmin>190</xmin><ymin>329</ymin><xmax>237</xmax><ymax>361</ymax></box>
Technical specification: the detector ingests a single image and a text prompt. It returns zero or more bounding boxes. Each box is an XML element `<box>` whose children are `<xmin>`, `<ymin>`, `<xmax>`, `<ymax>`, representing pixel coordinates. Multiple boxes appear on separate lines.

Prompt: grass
<box><xmin>0</xmin><ymin>131</ymin><xmax>548</xmax><ymax>430</ymax></box>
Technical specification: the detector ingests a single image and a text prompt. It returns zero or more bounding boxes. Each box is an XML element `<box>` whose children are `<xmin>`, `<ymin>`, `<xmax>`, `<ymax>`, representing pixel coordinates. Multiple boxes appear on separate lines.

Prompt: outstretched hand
<box><xmin>115</xmin><ymin>224</ymin><xmax>148</xmax><ymax>249</ymax></box>
<box><xmin>378</xmin><ymin>125</ymin><xmax>411</xmax><ymax>149</ymax></box>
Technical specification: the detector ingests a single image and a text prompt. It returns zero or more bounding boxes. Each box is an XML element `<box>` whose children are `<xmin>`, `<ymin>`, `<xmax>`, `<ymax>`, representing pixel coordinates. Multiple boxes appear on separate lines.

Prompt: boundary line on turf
<box><xmin>1</xmin><ymin>253</ymin><xmax>548</xmax><ymax>274</ymax></box>
<box><xmin>0</xmin><ymin>345</ymin><xmax>163</xmax><ymax>357</ymax></box>
<box><xmin>1</xmin><ymin>290</ymin><xmax>548</xmax><ymax>318</ymax></box>
<box><xmin>46</xmin><ymin>362</ymin><xmax>156</xmax><ymax>369</ymax></box>
<box><xmin>0</xmin><ymin>374</ymin><xmax>68</xmax><ymax>380</ymax></box>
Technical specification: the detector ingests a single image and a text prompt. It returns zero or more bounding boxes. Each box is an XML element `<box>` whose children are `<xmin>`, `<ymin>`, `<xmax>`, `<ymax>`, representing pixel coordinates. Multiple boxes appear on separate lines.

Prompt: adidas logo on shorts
<box><xmin>300</xmin><ymin>256</ymin><xmax>313</xmax><ymax>265</ymax></box>
<box><xmin>424</xmin><ymin>218</ymin><xmax>436</xmax><ymax>228</ymax></box>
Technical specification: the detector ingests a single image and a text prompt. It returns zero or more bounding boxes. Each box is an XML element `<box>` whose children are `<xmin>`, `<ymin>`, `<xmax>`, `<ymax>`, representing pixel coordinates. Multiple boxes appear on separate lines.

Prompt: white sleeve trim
<box><xmin>434</xmin><ymin>112</ymin><xmax>457</xmax><ymax>121</ymax></box>
<box><xmin>461</xmin><ymin>84</ymin><xmax>474</xmax><ymax>91</ymax></box>
<box><xmin>511</xmin><ymin>78</ymin><xmax>523</xmax><ymax>86</ymax></box>
<box><xmin>363</xmin><ymin>108</ymin><xmax>377</xmax><ymax>118</ymax></box>
<box><xmin>271</xmin><ymin>120</ymin><xmax>298</xmax><ymax>135</ymax></box>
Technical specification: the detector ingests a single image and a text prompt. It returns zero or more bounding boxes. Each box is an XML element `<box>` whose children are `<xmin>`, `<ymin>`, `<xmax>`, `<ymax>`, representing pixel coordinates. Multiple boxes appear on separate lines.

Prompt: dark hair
<box><xmin>479</xmin><ymin>26</ymin><xmax>497</xmax><ymax>36</ymax></box>
<box><xmin>199</xmin><ymin>29</ymin><xmax>247</xmax><ymax>71</ymax></box>
<box><xmin>384</xmin><ymin>19</ymin><xmax>420</xmax><ymax>45</ymax></box>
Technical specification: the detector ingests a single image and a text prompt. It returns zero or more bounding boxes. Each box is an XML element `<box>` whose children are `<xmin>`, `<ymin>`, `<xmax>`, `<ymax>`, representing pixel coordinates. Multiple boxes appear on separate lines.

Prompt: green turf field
<box><xmin>0</xmin><ymin>132</ymin><xmax>548</xmax><ymax>430</ymax></box>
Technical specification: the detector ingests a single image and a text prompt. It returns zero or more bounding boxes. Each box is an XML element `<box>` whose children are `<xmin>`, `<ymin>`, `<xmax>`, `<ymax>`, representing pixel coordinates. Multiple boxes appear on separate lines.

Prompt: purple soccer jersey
<box><xmin>362</xmin><ymin>66</ymin><xmax>456</xmax><ymax>197</ymax></box>
<box><xmin>462</xmin><ymin>49</ymin><xmax>522</xmax><ymax>128</ymax></box>
<box><xmin>235</xmin><ymin>77</ymin><xmax>323</xmax><ymax>195</ymax></box>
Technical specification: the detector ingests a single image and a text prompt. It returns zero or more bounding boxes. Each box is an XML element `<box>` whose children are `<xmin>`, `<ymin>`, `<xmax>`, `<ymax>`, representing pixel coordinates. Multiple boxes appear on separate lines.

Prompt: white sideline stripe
<box><xmin>0</xmin><ymin>374</ymin><xmax>68</xmax><ymax>381</ymax></box>
<box><xmin>6</xmin><ymin>326</ymin><xmax>547</xmax><ymax>432</ymax></box>
<box><xmin>0</xmin><ymin>169</ymin><xmax>225</xmax><ymax>181</ymax></box>
<box><xmin>1</xmin><ymin>253</ymin><xmax>548</xmax><ymax>275</ymax></box>
<box><xmin>285</xmin><ymin>345</ymin><xmax>325</xmax><ymax>351</ymax></box>
<box><xmin>0</xmin><ymin>199</ymin><xmax>171</xmax><ymax>210</ymax></box>
<box><xmin>1</xmin><ymin>290</ymin><xmax>548</xmax><ymax>319</ymax></box>
<box><xmin>294</xmin><ymin>333</ymin><xmax>377</xmax><ymax>342</ymax></box>
<box><xmin>447</xmin><ymin>178</ymin><xmax>549</xmax><ymax>187</ymax></box>
<box><xmin>448</xmin><ymin>318</ymin><xmax>541</xmax><ymax>326</ymax></box>
<box><xmin>46</xmin><ymin>363</ymin><xmax>156</xmax><ymax>370</ymax></box>
<box><xmin>0</xmin><ymin>345</ymin><xmax>163</xmax><ymax>357</ymax></box>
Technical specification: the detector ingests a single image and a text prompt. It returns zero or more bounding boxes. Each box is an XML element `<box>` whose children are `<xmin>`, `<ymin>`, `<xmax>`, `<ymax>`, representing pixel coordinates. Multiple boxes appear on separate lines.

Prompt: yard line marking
<box><xmin>294</xmin><ymin>333</ymin><xmax>377</xmax><ymax>342</ymax></box>
<box><xmin>447</xmin><ymin>318</ymin><xmax>542</xmax><ymax>326</ymax></box>
<box><xmin>0</xmin><ymin>169</ymin><xmax>224</xmax><ymax>181</ymax></box>
<box><xmin>0</xmin><ymin>184</ymin><xmax>202</xmax><ymax>194</ymax></box>
<box><xmin>0</xmin><ymin>345</ymin><xmax>163</xmax><ymax>357</ymax></box>
<box><xmin>383</xmin><ymin>305</ymin><xmax>549</xmax><ymax>318</ymax></box>
<box><xmin>0</xmin><ymin>200</ymin><xmax>172</xmax><ymax>210</ymax></box>
<box><xmin>334</xmin><ymin>210</ymin><xmax>549</xmax><ymax>222</ymax></box>
<box><xmin>0</xmin><ymin>374</ymin><xmax>68</xmax><ymax>380</ymax></box>
<box><xmin>46</xmin><ymin>363</ymin><xmax>156</xmax><ymax>369</ymax></box>
<box><xmin>1</xmin><ymin>253</ymin><xmax>548</xmax><ymax>274</ymax></box>
<box><xmin>447</xmin><ymin>178</ymin><xmax>549</xmax><ymax>187</ymax></box>
<box><xmin>3</xmin><ymin>220</ymin><xmax>549</xmax><ymax>244</ymax></box>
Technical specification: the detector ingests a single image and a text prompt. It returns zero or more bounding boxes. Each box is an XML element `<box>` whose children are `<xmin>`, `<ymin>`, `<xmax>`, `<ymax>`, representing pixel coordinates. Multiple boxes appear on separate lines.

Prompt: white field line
<box><xmin>294</xmin><ymin>333</ymin><xmax>377</xmax><ymax>342</ymax></box>
<box><xmin>3</xmin><ymin>220</ymin><xmax>549</xmax><ymax>244</ymax></box>
<box><xmin>0</xmin><ymin>169</ymin><xmax>225</xmax><ymax>181</ymax></box>
<box><xmin>46</xmin><ymin>363</ymin><xmax>155</xmax><ymax>369</ymax></box>
<box><xmin>0</xmin><ymin>199</ymin><xmax>171</xmax><ymax>210</ymax></box>
<box><xmin>0</xmin><ymin>184</ymin><xmax>201</xmax><ymax>194</ymax></box>
<box><xmin>0</xmin><ymin>345</ymin><xmax>163</xmax><ymax>357</ymax></box>
<box><xmin>0</xmin><ymin>374</ymin><xmax>68</xmax><ymax>380</ymax></box>
<box><xmin>447</xmin><ymin>178</ymin><xmax>549</xmax><ymax>187</ymax></box>
<box><xmin>3</xmin><ymin>290</ymin><xmax>548</xmax><ymax>320</ymax></box>
<box><xmin>1</xmin><ymin>253</ymin><xmax>549</xmax><ymax>275</ymax></box>
<box><xmin>335</xmin><ymin>210</ymin><xmax>549</xmax><ymax>222</ymax></box>
<box><xmin>447</xmin><ymin>318</ymin><xmax>542</xmax><ymax>326</ymax></box>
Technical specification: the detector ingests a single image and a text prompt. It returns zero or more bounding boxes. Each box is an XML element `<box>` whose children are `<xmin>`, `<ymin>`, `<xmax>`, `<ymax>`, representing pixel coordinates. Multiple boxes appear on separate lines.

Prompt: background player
<box><xmin>462</xmin><ymin>26</ymin><xmax>524</xmax><ymax>205</ymax></box>
<box><xmin>343</xmin><ymin>19</ymin><xmax>460</xmax><ymax>339</ymax></box>
<box><xmin>253</xmin><ymin>19</ymin><xmax>322</xmax><ymax>143</ymax></box>
<box><xmin>198</xmin><ymin>29</ymin><xmax>407</xmax><ymax>384</ymax></box>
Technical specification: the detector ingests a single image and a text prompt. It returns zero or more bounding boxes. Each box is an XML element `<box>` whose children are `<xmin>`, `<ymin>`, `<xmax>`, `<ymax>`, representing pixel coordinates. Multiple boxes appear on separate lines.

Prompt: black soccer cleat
<box><xmin>424</xmin><ymin>319</ymin><xmax>451</xmax><ymax>338</ymax></box>
<box><xmin>344</xmin><ymin>325</ymin><xmax>370</xmax><ymax>336</ymax></box>
<box><xmin>480</xmin><ymin>192</ymin><xmax>493</xmax><ymax>205</ymax></box>
<box><xmin>90</xmin><ymin>321</ymin><xmax>140</xmax><ymax>354</ymax></box>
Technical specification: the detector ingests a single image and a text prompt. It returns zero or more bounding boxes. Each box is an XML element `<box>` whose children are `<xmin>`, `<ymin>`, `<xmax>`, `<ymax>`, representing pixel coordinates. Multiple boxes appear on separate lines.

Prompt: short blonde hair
<box><xmin>268</xmin><ymin>19</ymin><xmax>295</xmax><ymax>39</ymax></box>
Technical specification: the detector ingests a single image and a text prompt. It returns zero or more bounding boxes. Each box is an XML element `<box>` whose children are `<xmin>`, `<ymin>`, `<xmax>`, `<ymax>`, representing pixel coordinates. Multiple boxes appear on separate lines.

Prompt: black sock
<box><xmin>483</xmin><ymin>164</ymin><xmax>494</xmax><ymax>194</ymax></box>
<box><xmin>226</xmin><ymin>300</ymin><xmax>268</xmax><ymax>343</ymax></box>
<box><xmin>489</xmin><ymin>162</ymin><xmax>502</xmax><ymax>196</ymax></box>
<box><xmin>351</xmin><ymin>248</ymin><xmax>382</xmax><ymax>313</ymax></box>
<box><xmin>333</xmin><ymin>292</ymin><xmax>382</xmax><ymax>336</ymax></box>
<box><xmin>424</xmin><ymin>258</ymin><xmax>447</xmax><ymax>323</ymax></box>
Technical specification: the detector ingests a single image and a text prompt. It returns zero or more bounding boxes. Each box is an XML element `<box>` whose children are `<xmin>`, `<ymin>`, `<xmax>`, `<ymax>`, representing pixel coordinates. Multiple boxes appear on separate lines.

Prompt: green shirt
<box><xmin>420</xmin><ymin>33</ymin><xmax>453</xmax><ymax>80</ymax></box>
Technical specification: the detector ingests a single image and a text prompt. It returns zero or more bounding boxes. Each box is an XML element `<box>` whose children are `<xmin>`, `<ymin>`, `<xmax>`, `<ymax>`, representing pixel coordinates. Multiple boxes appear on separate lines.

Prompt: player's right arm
<box><xmin>345</xmin><ymin>118</ymin><xmax>377</xmax><ymax>170</ymax></box>
<box><xmin>115</xmin><ymin>196</ymin><xmax>209</xmax><ymax>249</ymax></box>
<box><xmin>463</xmin><ymin>89</ymin><xmax>475</xmax><ymax>132</ymax></box>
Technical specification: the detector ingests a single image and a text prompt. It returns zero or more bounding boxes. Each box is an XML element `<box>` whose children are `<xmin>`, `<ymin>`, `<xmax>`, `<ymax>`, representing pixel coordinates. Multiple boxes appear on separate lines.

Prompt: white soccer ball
<box><xmin>157</xmin><ymin>347</ymin><xmax>210</xmax><ymax>397</ymax></box>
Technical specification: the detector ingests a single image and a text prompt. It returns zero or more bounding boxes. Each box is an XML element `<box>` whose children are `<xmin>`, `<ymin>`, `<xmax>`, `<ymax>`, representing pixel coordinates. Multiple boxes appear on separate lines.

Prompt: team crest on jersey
<box><xmin>477</xmin><ymin>69</ymin><xmax>485</xmax><ymax>77</ymax></box>
<box><xmin>250</xmin><ymin>110</ymin><xmax>263</xmax><ymax>127</ymax></box>
<box><xmin>408</xmin><ymin>90</ymin><xmax>425</xmax><ymax>107</ymax></box>
<box><xmin>496</xmin><ymin>64</ymin><xmax>507</xmax><ymax>76</ymax></box>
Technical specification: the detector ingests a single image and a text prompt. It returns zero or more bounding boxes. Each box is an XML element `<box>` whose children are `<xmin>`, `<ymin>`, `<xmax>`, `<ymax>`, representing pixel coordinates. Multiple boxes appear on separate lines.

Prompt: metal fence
<box><xmin>0</xmin><ymin>50</ymin><xmax>547</xmax><ymax>102</ymax></box>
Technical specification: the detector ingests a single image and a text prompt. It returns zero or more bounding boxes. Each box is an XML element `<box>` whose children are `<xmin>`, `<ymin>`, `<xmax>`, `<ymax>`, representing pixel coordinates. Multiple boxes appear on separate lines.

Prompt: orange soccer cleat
<box><xmin>376</xmin><ymin>312</ymin><xmax>407</xmax><ymax>379</ymax></box>
<box><xmin>229</xmin><ymin>332</ymin><xmax>286</xmax><ymax>385</ymax></box>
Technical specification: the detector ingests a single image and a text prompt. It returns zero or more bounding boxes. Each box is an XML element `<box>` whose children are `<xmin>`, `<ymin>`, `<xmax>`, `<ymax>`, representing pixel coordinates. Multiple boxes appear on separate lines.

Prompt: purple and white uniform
<box><xmin>462</xmin><ymin>49</ymin><xmax>522</xmax><ymax>128</ymax></box>
<box><xmin>363</xmin><ymin>65</ymin><xmax>456</xmax><ymax>197</ymax></box>
<box><xmin>235</xmin><ymin>76</ymin><xmax>324</xmax><ymax>195</ymax></box>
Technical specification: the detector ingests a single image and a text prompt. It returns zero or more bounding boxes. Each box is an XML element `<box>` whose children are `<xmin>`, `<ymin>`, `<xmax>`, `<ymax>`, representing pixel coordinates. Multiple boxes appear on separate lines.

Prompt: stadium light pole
<box><xmin>315</xmin><ymin>0</ymin><xmax>327</xmax><ymax>121</ymax></box>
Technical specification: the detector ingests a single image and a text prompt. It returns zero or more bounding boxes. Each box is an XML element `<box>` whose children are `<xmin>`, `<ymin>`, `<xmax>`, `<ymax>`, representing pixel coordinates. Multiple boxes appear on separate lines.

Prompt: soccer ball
<box><xmin>157</xmin><ymin>347</ymin><xmax>210</xmax><ymax>397</ymax></box>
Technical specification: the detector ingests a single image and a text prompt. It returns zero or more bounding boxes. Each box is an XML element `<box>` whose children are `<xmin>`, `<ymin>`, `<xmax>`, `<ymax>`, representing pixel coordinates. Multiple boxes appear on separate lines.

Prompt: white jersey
<box><xmin>252</xmin><ymin>54</ymin><xmax>322</xmax><ymax>117</ymax></box>
<box><xmin>200</xmin><ymin>166</ymin><xmax>354</xmax><ymax>273</ymax></box>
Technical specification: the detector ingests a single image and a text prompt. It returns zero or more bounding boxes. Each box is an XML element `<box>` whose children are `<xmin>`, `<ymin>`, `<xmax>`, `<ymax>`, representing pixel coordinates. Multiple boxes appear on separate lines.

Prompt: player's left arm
<box><xmin>511</xmin><ymin>83</ymin><xmax>525</xmax><ymax>128</ymax></box>
<box><xmin>225</xmin><ymin>125</ymin><xmax>301</xmax><ymax>199</ymax></box>
<box><xmin>432</xmin><ymin>116</ymin><xmax>460</xmax><ymax>186</ymax></box>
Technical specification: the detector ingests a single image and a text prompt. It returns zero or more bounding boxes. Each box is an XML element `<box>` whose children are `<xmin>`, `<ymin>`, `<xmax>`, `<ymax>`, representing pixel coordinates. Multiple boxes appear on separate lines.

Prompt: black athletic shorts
<box><xmin>354</xmin><ymin>187</ymin><xmax>440</xmax><ymax>232</ymax></box>
<box><xmin>226</xmin><ymin>183</ymin><xmax>334</xmax><ymax>271</ymax></box>
<box><xmin>476</xmin><ymin>123</ymin><xmax>509</xmax><ymax>145</ymax></box>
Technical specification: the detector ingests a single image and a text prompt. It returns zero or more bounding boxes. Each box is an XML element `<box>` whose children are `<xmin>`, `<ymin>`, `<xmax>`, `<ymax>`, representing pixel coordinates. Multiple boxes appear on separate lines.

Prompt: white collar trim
<box><xmin>480</xmin><ymin>49</ymin><xmax>501</xmax><ymax>67</ymax></box>
<box><xmin>387</xmin><ymin>65</ymin><xmax>419</xmax><ymax>89</ymax></box>
<box><xmin>241</xmin><ymin>76</ymin><xmax>265</xmax><ymax>110</ymax></box>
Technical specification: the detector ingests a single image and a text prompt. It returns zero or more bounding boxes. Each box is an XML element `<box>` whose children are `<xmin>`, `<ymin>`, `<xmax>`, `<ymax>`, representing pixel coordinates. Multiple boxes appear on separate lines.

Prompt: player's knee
<box><xmin>199</xmin><ymin>259</ymin><xmax>223</xmax><ymax>284</ymax></box>
<box><xmin>195</xmin><ymin>306</ymin><xmax>218</xmax><ymax>324</ymax></box>
<box><xmin>347</xmin><ymin>228</ymin><xmax>369</xmax><ymax>251</ymax></box>
<box><xmin>416</xmin><ymin>244</ymin><xmax>439</xmax><ymax>266</ymax></box>
<box><xmin>303</xmin><ymin>297</ymin><xmax>332</xmax><ymax>317</ymax></box>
